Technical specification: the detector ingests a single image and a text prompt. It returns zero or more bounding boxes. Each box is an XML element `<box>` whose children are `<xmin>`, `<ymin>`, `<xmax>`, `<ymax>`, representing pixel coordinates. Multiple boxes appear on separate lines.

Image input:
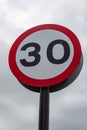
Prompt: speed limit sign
<box><xmin>9</xmin><ymin>24</ymin><xmax>81</xmax><ymax>87</ymax></box>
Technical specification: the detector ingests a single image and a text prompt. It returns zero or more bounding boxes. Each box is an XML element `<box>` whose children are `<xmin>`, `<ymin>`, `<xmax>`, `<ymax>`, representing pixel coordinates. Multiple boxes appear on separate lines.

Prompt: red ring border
<box><xmin>8</xmin><ymin>24</ymin><xmax>82</xmax><ymax>87</ymax></box>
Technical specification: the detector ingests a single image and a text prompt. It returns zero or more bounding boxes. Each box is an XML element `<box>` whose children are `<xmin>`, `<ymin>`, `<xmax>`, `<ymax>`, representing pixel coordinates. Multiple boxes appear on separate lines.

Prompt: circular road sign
<box><xmin>9</xmin><ymin>24</ymin><xmax>81</xmax><ymax>87</ymax></box>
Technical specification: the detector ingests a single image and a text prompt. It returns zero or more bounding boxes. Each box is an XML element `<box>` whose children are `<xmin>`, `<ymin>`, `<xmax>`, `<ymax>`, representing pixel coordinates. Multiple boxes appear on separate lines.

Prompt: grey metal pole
<box><xmin>38</xmin><ymin>87</ymin><xmax>49</xmax><ymax>130</ymax></box>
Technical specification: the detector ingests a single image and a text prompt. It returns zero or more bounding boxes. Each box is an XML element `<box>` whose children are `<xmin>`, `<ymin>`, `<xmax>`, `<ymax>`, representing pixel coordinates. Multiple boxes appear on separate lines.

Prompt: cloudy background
<box><xmin>0</xmin><ymin>0</ymin><xmax>87</xmax><ymax>130</ymax></box>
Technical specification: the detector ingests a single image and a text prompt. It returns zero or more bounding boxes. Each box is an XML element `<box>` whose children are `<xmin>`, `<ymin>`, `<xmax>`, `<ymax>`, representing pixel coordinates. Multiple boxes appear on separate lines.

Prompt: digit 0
<box><xmin>47</xmin><ymin>40</ymin><xmax>70</xmax><ymax>64</ymax></box>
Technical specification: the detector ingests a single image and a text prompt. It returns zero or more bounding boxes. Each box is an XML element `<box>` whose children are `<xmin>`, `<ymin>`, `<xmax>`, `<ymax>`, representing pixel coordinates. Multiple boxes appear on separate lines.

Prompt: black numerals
<box><xmin>20</xmin><ymin>40</ymin><xmax>70</xmax><ymax>67</ymax></box>
<box><xmin>20</xmin><ymin>43</ymin><xmax>41</xmax><ymax>67</ymax></box>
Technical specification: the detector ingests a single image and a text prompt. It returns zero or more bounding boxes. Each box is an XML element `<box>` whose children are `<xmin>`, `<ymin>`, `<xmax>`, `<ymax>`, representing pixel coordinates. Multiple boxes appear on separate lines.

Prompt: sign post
<box><xmin>39</xmin><ymin>87</ymin><xmax>49</xmax><ymax>130</ymax></box>
<box><xmin>9</xmin><ymin>24</ymin><xmax>82</xmax><ymax>130</ymax></box>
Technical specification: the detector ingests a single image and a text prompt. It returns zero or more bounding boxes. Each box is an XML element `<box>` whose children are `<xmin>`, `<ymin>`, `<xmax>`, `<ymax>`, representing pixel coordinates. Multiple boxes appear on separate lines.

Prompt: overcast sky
<box><xmin>0</xmin><ymin>0</ymin><xmax>87</xmax><ymax>130</ymax></box>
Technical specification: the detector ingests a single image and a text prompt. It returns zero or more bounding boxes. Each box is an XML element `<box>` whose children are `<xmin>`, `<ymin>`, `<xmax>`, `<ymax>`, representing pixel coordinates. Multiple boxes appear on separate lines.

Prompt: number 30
<box><xmin>20</xmin><ymin>40</ymin><xmax>70</xmax><ymax>67</ymax></box>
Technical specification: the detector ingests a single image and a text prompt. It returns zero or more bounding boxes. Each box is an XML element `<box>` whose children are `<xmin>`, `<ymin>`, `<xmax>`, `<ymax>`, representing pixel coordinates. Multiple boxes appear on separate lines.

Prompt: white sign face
<box><xmin>9</xmin><ymin>24</ymin><xmax>81</xmax><ymax>87</ymax></box>
<box><xmin>16</xmin><ymin>30</ymin><xmax>74</xmax><ymax>79</ymax></box>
